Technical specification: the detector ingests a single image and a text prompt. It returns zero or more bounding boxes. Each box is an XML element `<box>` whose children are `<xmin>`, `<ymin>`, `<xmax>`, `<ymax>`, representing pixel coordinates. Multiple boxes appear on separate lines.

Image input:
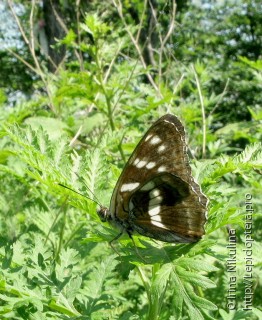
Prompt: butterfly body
<box><xmin>97</xmin><ymin>114</ymin><xmax>208</xmax><ymax>243</ymax></box>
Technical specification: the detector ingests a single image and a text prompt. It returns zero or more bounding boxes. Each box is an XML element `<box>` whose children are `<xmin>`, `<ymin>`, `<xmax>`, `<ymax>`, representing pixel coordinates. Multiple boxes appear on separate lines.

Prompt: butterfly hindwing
<box><xmin>129</xmin><ymin>173</ymin><xmax>205</xmax><ymax>242</ymax></box>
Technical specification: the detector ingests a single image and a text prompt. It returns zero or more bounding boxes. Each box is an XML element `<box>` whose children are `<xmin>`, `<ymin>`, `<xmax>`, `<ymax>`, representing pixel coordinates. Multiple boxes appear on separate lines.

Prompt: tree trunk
<box><xmin>42</xmin><ymin>0</ymin><xmax>66</xmax><ymax>72</ymax></box>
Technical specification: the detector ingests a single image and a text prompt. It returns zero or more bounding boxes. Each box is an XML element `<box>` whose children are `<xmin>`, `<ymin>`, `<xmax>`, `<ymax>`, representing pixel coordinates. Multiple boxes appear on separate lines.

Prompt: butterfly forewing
<box><xmin>108</xmin><ymin>114</ymin><xmax>208</xmax><ymax>243</ymax></box>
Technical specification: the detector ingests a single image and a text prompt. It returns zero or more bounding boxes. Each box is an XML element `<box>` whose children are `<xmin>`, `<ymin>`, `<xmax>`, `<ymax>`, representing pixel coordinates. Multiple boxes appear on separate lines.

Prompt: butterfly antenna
<box><xmin>58</xmin><ymin>183</ymin><xmax>101</xmax><ymax>208</ymax></box>
<box><xmin>73</xmin><ymin>172</ymin><xmax>103</xmax><ymax>206</ymax></box>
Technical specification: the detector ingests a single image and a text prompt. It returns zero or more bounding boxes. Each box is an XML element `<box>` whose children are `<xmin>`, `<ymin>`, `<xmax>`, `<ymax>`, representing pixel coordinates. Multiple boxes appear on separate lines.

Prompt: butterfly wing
<box><xmin>109</xmin><ymin>114</ymin><xmax>207</xmax><ymax>242</ymax></box>
<box><xmin>129</xmin><ymin>173</ymin><xmax>205</xmax><ymax>242</ymax></box>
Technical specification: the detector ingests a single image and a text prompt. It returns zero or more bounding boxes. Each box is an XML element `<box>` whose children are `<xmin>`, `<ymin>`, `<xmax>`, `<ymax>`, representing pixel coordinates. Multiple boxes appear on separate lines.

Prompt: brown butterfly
<box><xmin>97</xmin><ymin>114</ymin><xmax>208</xmax><ymax>243</ymax></box>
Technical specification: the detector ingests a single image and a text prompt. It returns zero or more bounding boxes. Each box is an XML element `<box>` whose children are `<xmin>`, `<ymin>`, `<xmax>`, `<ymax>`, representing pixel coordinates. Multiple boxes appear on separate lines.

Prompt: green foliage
<box><xmin>0</xmin><ymin>0</ymin><xmax>261</xmax><ymax>319</ymax></box>
<box><xmin>1</xmin><ymin>122</ymin><xmax>261</xmax><ymax>319</ymax></box>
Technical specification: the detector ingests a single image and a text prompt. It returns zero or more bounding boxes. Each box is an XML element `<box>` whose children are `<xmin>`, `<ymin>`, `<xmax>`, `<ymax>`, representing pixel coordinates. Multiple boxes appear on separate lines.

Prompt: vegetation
<box><xmin>0</xmin><ymin>0</ymin><xmax>261</xmax><ymax>319</ymax></box>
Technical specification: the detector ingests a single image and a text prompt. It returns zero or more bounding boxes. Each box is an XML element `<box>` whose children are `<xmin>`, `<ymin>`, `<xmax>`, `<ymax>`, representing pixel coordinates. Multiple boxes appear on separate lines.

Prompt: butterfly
<box><xmin>98</xmin><ymin>114</ymin><xmax>208</xmax><ymax>243</ymax></box>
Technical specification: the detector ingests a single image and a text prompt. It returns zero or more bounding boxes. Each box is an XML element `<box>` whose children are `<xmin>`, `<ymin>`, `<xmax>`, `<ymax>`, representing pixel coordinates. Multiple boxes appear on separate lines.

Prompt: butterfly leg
<box><xmin>109</xmin><ymin>229</ymin><xmax>147</xmax><ymax>263</ymax></box>
<box><xmin>108</xmin><ymin>230</ymin><xmax>124</xmax><ymax>257</ymax></box>
<box><xmin>109</xmin><ymin>229</ymin><xmax>124</xmax><ymax>244</ymax></box>
<box><xmin>126</xmin><ymin>230</ymin><xmax>147</xmax><ymax>264</ymax></box>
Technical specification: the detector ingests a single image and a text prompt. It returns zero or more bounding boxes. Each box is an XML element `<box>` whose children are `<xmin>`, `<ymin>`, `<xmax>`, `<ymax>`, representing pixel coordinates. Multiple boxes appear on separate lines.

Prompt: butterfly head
<box><xmin>97</xmin><ymin>206</ymin><xmax>111</xmax><ymax>222</ymax></box>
